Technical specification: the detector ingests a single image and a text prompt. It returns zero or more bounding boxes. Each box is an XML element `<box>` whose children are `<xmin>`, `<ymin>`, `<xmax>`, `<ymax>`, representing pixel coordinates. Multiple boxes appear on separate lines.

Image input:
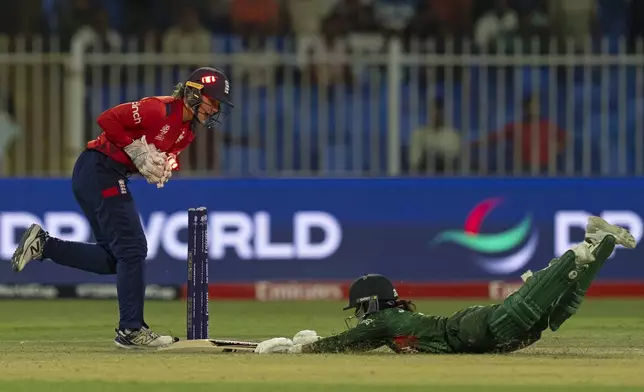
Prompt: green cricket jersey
<box><xmin>306</xmin><ymin>305</ymin><xmax>541</xmax><ymax>354</ymax></box>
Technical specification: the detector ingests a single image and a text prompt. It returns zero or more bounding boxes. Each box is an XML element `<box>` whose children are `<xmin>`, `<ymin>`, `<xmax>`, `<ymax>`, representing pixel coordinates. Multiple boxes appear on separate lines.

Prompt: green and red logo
<box><xmin>431</xmin><ymin>197</ymin><xmax>539</xmax><ymax>274</ymax></box>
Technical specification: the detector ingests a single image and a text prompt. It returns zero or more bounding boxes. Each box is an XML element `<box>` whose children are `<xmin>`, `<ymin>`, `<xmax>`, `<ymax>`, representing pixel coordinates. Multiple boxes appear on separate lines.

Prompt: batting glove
<box><xmin>254</xmin><ymin>337</ymin><xmax>294</xmax><ymax>354</ymax></box>
<box><xmin>292</xmin><ymin>330</ymin><xmax>322</xmax><ymax>346</ymax></box>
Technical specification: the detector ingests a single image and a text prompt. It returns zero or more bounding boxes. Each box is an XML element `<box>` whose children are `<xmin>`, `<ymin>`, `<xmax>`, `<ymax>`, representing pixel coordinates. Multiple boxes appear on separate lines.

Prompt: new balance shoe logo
<box><xmin>29</xmin><ymin>242</ymin><xmax>41</xmax><ymax>256</ymax></box>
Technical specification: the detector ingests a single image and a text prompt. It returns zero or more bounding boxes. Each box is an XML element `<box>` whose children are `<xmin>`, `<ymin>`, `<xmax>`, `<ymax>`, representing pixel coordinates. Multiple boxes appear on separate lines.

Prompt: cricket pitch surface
<box><xmin>1</xmin><ymin>299</ymin><xmax>643</xmax><ymax>392</ymax></box>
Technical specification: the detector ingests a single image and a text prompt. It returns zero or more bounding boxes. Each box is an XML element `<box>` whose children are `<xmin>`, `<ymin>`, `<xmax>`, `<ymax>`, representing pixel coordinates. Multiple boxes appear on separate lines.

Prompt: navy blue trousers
<box><xmin>43</xmin><ymin>150</ymin><xmax>147</xmax><ymax>330</ymax></box>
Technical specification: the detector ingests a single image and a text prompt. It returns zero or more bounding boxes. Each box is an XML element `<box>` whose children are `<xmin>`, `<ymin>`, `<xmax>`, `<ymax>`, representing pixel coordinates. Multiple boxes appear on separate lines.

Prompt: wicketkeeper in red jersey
<box><xmin>254</xmin><ymin>217</ymin><xmax>636</xmax><ymax>355</ymax></box>
<box><xmin>11</xmin><ymin>67</ymin><xmax>233</xmax><ymax>349</ymax></box>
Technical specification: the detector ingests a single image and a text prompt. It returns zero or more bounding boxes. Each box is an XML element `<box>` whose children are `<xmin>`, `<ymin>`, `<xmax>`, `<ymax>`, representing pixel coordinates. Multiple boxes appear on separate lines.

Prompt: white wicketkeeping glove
<box><xmin>254</xmin><ymin>337</ymin><xmax>295</xmax><ymax>354</ymax></box>
<box><xmin>123</xmin><ymin>136</ymin><xmax>166</xmax><ymax>185</ymax></box>
<box><xmin>292</xmin><ymin>330</ymin><xmax>322</xmax><ymax>346</ymax></box>
<box><xmin>156</xmin><ymin>154</ymin><xmax>178</xmax><ymax>188</ymax></box>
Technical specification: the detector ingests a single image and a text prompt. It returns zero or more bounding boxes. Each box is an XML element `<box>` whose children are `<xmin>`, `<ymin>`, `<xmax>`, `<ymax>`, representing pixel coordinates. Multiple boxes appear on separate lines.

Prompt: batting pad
<box><xmin>549</xmin><ymin>236</ymin><xmax>616</xmax><ymax>331</ymax></box>
<box><xmin>489</xmin><ymin>250</ymin><xmax>584</xmax><ymax>341</ymax></box>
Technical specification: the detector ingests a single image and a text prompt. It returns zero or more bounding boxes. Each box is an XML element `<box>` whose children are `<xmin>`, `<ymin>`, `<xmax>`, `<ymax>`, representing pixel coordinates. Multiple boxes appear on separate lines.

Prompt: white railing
<box><xmin>0</xmin><ymin>34</ymin><xmax>642</xmax><ymax>177</ymax></box>
<box><xmin>0</xmin><ymin>36</ymin><xmax>68</xmax><ymax>177</ymax></box>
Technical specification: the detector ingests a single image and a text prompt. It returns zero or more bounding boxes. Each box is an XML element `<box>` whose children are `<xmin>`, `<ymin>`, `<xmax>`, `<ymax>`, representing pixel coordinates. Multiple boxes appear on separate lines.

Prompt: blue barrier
<box><xmin>0</xmin><ymin>178</ymin><xmax>642</xmax><ymax>285</ymax></box>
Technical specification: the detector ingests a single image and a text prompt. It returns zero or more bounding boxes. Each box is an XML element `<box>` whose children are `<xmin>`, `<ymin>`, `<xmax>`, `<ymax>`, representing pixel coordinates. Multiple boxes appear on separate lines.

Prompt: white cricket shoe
<box><xmin>571</xmin><ymin>216</ymin><xmax>637</xmax><ymax>265</ymax></box>
<box><xmin>585</xmin><ymin>216</ymin><xmax>637</xmax><ymax>249</ymax></box>
<box><xmin>114</xmin><ymin>327</ymin><xmax>176</xmax><ymax>349</ymax></box>
<box><xmin>11</xmin><ymin>223</ymin><xmax>46</xmax><ymax>272</ymax></box>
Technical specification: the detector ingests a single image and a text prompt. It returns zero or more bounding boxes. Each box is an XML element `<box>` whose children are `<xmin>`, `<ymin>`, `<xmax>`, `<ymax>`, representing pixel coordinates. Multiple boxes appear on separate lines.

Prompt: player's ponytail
<box><xmin>171</xmin><ymin>83</ymin><xmax>185</xmax><ymax>99</ymax></box>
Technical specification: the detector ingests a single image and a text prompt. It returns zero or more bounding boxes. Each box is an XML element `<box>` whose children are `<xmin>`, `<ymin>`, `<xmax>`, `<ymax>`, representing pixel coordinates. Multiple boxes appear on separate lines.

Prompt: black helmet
<box><xmin>343</xmin><ymin>274</ymin><xmax>399</xmax><ymax>319</ymax></box>
<box><xmin>184</xmin><ymin>67</ymin><xmax>233</xmax><ymax>130</ymax></box>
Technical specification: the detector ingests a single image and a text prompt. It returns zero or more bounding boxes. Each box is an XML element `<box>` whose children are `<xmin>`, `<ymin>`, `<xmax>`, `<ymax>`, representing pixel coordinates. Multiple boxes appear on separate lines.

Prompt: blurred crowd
<box><xmin>2</xmin><ymin>0</ymin><xmax>644</xmax><ymax>52</ymax></box>
<box><xmin>1</xmin><ymin>0</ymin><xmax>643</xmax><ymax>177</ymax></box>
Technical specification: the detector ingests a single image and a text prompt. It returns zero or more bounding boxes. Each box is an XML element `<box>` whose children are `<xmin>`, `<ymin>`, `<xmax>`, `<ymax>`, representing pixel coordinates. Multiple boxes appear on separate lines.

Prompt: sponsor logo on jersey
<box><xmin>132</xmin><ymin>102</ymin><xmax>142</xmax><ymax>125</ymax></box>
<box><xmin>175</xmin><ymin>131</ymin><xmax>185</xmax><ymax>145</ymax></box>
<box><xmin>156</xmin><ymin>124</ymin><xmax>170</xmax><ymax>141</ymax></box>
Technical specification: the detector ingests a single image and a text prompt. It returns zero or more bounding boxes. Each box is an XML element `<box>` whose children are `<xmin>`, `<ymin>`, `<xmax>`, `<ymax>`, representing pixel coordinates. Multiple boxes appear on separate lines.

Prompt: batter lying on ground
<box><xmin>254</xmin><ymin>216</ymin><xmax>637</xmax><ymax>355</ymax></box>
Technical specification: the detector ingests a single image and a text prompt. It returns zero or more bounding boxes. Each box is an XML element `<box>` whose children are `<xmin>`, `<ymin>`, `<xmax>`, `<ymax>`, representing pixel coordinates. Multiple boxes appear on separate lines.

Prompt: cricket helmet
<box><xmin>184</xmin><ymin>67</ymin><xmax>233</xmax><ymax>130</ymax></box>
<box><xmin>343</xmin><ymin>274</ymin><xmax>399</xmax><ymax>319</ymax></box>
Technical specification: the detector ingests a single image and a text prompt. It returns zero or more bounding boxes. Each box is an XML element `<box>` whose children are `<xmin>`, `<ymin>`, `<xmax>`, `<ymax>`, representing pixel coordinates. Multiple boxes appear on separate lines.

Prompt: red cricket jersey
<box><xmin>87</xmin><ymin>96</ymin><xmax>195</xmax><ymax>173</ymax></box>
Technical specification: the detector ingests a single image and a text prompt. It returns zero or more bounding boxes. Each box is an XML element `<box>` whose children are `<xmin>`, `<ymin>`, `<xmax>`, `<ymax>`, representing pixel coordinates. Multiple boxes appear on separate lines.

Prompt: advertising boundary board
<box><xmin>1</xmin><ymin>178</ymin><xmax>643</xmax><ymax>290</ymax></box>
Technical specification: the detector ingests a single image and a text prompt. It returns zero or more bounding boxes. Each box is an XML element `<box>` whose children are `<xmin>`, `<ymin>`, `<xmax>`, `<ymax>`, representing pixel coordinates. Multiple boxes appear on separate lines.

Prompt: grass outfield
<box><xmin>1</xmin><ymin>299</ymin><xmax>644</xmax><ymax>391</ymax></box>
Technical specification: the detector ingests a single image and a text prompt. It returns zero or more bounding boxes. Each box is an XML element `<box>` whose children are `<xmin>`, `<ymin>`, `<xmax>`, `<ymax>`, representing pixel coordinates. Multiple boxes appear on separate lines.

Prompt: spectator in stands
<box><xmin>512</xmin><ymin>0</ymin><xmax>551</xmax><ymax>53</ymax></box>
<box><xmin>323</xmin><ymin>0</ymin><xmax>379</xmax><ymax>34</ymax></box>
<box><xmin>229</xmin><ymin>0</ymin><xmax>291</xmax><ymax>88</ymax></box>
<box><xmin>299</xmin><ymin>17</ymin><xmax>349</xmax><ymax>86</ymax></box>
<box><xmin>202</xmin><ymin>0</ymin><xmax>233</xmax><ymax>34</ymax></box>
<box><xmin>231</xmin><ymin>0</ymin><xmax>285</xmax><ymax>44</ymax></box>
<box><xmin>73</xmin><ymin>8</ymin><xmax>122</xmax><ymax>52</ymax></box>
<box><xmin>547</xmin><ymin>0</ymin><xmax>598</xmax><ymax>50</ymax></box>
<box><xmin>300</xmin><ymin>0</ymin><xmax>375</xmax><ymax>86</ymax></box>
<box><xmin>289</xmin><ymin>0</ymin><xmax>348</xmax><ymax>85</ymax></box>
<box><xmin>401</xmin><ymin>1</ymin><xmax>473</xmax><ymax>86</ymax></box>
<box><xmin>314</xmin><ymin>0</ymin><xmax>386</xmax><ymax>85</ymax></box>
<box><xmin>371</xmin><ymin>0</ymin><xmax>420</xmax><ymax>39</ymax></box>
<box><xmin>407</xmin><ymin>0</ymin><xmax>474</xmax><ymax>41</ymax></box>
<box><xmin>287</xmin><ymin>0</ymin><xmax>339</xmax><ymax>38</ymax></box>
<box><xmin>162</xmin><ymin>7</ymin><xmax>212</xmax><ymax>54</ymax></box>
<box><xmin>408</xmin><ymin>98</ymin><xmax>462</xmax><ymax>174</ymax></box>
<box><xmin>434</xmin><ymin>0</ymin><xmax>475</xmax><ymax>37</ymax></box>
<box><xmin>487</xmin><ymin>94</ymin><xmax>567</xmax><ymax>174</ymax></box>
<box><xmin>135</xmin><ymin>19</ymin><xmax>163</xmax><ymax>52</ymax></box>
<box><xmin>474</xmin><ymin>0</ymin><xmax>518</xmax><ymax>52</ymax></box>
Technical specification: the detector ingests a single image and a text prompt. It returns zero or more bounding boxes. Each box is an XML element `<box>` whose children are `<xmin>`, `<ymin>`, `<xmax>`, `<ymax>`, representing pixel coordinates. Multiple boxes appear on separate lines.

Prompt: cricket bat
<box><xmin>157</xmin><ymin>338</ymin><xmax>258</xmax><ymax>353</ymax></box>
